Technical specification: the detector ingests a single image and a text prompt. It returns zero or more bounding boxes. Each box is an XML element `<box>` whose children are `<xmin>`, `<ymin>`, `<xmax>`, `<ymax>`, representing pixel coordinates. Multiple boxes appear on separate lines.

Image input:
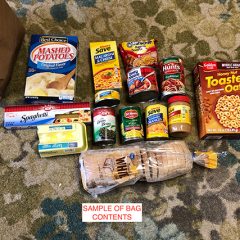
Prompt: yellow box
<box><xmin>90</xmin><ymin>41</ymin><xmax>122</xmax><ymax>92</ymax></box>
<box><xmin>37</xmin><ymin>122</ymin><xmax>88</xmax><ymax>157</ymax></box>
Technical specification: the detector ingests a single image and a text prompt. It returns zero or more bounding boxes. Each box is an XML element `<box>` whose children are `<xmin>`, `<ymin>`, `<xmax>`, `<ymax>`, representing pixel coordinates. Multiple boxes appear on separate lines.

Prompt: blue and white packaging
<box><xmin>24</xmin><ymin>35</ymin><xmax>78</xmax><ymax>103</ymax></box>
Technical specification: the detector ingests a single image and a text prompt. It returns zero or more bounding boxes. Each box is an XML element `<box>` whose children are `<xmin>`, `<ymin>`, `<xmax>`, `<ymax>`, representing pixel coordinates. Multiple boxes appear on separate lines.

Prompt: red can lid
<box><xmin>168</xmin><ymin>95</ymin><xmax>190</xmax><ymax>104</ymax></box>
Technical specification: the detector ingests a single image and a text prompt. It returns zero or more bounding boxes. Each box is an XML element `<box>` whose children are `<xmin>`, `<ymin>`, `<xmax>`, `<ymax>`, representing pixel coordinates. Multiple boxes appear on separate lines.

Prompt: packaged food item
<box><xmin>160</xmin><ymin>56</ymin><xmax>185</xmax><ymax>99</ymax></box>
<box><xmin>168</xmin><ymin>95</ymin><xmax>191</xmax><ymax>137</ymax></box>
<box><xmin>127</xmin><ymin>66</ymin><xmax>159</xmax><ymax>102</ymax></box>
<box><xmin>37</xmin><ymin>122</ymin><xmax>88</xmax><ymax>157</ymax></box>
<box><xmin>80</xmin><ymin>146</ymin><xmax>142</xmax><ymax>196</ymax></box>
<box><xmin>24</xmin><ymin>35</ymin><xmax>78</xmax><ymax>103</ymax></box>
<box><xmin>145</xmin><ymin>103</ymin><xmax>168</xmax><ymax>140</ymax></box>
<box><xmin>119</xmin><ymin>106</ymin><xmax>144</xmax><ymax>143</ymax></box>
<box><xmin>4</xmin><ymin>102</ymin><xmax>91</xmax><ymax>129</ymax></box>
<box><xmin>119</xmin><ymin>39</ymin><xmax>158</xmax><ymax>72</ymax></box>
<box><xmin>90</xmin><ymin>41</ymin><xmax>122</xmax><ymax>107</ymax></box>
<box><xmin>93</xmin><ymin>107</ymin><xmax>116</xmax><ymax>145</ymax></box>
<box><xmin>54</xmin><ymin>113</ymin><xmax>82</xmax><ymax>124</ymax></box>
<box><xmin>79</xmin><ymin>141</ymin><xmax>218</xmax><ymax>196</ymax></box>
<box><xmin>193</xmin><ymin>61</ymin><xmax>240</xmax><ymax>139</ymax></box>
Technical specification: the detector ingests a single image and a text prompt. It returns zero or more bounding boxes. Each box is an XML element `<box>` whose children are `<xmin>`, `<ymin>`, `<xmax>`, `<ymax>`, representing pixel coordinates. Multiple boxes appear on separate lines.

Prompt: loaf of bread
<box><xmin>80</xmin><ymin>146</ymin><xmax>142</xmax><ymax>196</ymax></box>
<box><xmin>79</xmin><ymin>141</ymin><xmax>193</xmax><ymax>196</ymax></box>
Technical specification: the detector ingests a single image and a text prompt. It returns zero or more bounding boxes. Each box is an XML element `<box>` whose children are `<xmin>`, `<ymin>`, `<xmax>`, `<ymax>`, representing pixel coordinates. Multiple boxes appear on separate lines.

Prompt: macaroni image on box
<box><xmin>37</xmin><ymin>122</ymin><xmax>88</xmax><ymax>157</ymax></box>
<box><xmin>194</xmin><ymin>61</ymin><xmax>240</xmax><ymax>139</ymax></box>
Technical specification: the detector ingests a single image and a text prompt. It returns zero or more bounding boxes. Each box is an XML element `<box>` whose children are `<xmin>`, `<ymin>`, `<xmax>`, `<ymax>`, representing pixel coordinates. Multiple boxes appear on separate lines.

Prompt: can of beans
<box><xmin>119</xmin><ymin>106</ymin><xmax>144</xmax><ymax>143</ymax></box>
<box><xmin>93</xmin><ymin>107</ymin><xmax>116</xmax><ymax>145</ymax></box>
<box><xmin>160</xmin><ymin>56</ymin><xmax>185</xmax><ymax>99</ymax></box>
<box><xmin>127</xmin><ymin>66</ymin><xmax>159</xmax><ymax>102</ymax></box>
<box><xmin>145</xmin><ymin>103</ymin><xmax>168</xmax><ymax>140</ymax></box>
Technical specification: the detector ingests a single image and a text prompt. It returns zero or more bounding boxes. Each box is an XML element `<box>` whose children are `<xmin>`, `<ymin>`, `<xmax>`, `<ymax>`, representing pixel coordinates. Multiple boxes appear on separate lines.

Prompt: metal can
<box><xmin>119</xmin><ymin>106</ymin><xmax>144</xmax><ymax>143</ymax></box>
<box><xmin>127</xmin><ymin>66</ymin><xmax>159</xmax><ymax>102</ymax></box>
<box><xmin>95</xmin><ymin>89</ymin><xmax>120</xmax><ymax>107</ymax></box>
<box><xmin>145</xmin><ymin>103</ymin><xmax>168</xmax><ymax>140</ymax></box>
<box><xmin>160</xmin><ymin>56</ymin><xmax>186</xmax><ymax>99</ymax></box>
<box><xmin>93</xmin><ymin>107</ymin><xmax>116</xmax><ymax>145</ymax></box>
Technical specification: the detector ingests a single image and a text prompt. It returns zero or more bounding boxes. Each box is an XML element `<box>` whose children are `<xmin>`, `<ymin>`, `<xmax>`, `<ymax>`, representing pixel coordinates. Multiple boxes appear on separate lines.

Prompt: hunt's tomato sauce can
<box><xmin>160</xmin><ymin>56</ymin><xmax>186</xmax><ymax>99</ymax></box>
<box><xmin>127</xmin><ymin>66</ymin><xmax>159</xmax><ymax>103</ymax></box>
<box><xmin>119</xmin><ymin>106</ymin><xmax>144</xmax><ymax>143</ymax></box>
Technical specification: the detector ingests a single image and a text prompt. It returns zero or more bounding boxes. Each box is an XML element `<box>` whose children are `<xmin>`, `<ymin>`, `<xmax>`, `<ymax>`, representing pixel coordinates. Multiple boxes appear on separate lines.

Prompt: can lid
<box><xmin>168</xmin><ymin>95</ymin><xmax>190</xmax><ymax>104</ymax></box>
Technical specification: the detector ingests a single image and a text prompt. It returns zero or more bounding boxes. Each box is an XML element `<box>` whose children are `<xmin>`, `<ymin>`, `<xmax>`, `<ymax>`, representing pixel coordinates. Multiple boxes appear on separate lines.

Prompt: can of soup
<box><xmin>127</xmin><ymin>66</ymin><xmax>159</xmax><ymax>103</ymax></box>
<box><xmin>93</xmin><ymin>107</ymin><xmax>116</xmax><ymax>145</ymax></box>
<box><xmin>160</xmin><ymin>56</ymin><xmax>185</xmax><ymax>99</ymax></box>
<box><xmin>119</xmin><ymin>106</ymin><xmax>144</xmax><ymax>143</ymax></box>
<box><xmin>145</xmin><ymin>103</ymin><xmax>168</xmax><ymax>140</ymax></box>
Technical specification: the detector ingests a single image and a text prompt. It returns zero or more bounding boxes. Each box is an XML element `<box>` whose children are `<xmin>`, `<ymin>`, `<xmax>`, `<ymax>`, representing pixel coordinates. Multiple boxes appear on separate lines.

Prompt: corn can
<box><xmin>119</xmin><ymin>106</ymin><xmax>144</xmax><ymax>143</ymax></box>
<box><xmin>145</xmin><ymin>103</ymin><xmax>168</xmax><ymax>140</ymax></box>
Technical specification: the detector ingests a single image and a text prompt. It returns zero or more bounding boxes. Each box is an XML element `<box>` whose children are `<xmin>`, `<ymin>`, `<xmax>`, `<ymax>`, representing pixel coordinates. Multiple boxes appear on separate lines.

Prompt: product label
<box><xmin>25</xmin><ymin>35</ymin><xmax>78</xmax><ymax>102</ymax></box>
<box><xmin>168</xmin><ymin>105</ymin><xmax>191</xmax><ymax>125</ymax></box>
<box><xmin>127</xmin><ymin>67</ymin><xmax>158</xmax><ymax>96</ymax></box>
<box><xmin>93</xmin><ymin>108</ymin><xmax>116</xmax><ymax>142</ymax></box>
<box><xmin>146</xmin><ymin>104</ymin><xmax>168</xmax><ymax>138</ymax></box>
<box><xmin>95</xmin><ymin>90</ymin><xmax>120</xmax><ymax>103</ymax></box>
<box><xmin>121</xmin><ymin>108</ymin><xmax>143</xmax><ymax>141</ymax></box>
<box><xmin>90</xmin><ymin>41</ymin><xmax>122</xmax><ymax>91</ymax></box>
<box><xmin>4</xmin><ymin>103</ymin><xmax>91</xmax><ymax>129</ymax></box>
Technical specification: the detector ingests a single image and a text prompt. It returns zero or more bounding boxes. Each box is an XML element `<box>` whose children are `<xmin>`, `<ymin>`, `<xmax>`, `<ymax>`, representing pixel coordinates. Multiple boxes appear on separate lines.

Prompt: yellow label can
<box><xmin>145</xmin><ymin>103</ymin><xmax>168</xmax><ymax>139</ymax></box>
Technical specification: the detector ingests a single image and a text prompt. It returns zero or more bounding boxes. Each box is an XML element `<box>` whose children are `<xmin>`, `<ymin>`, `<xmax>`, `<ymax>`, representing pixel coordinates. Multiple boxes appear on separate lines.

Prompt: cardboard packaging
<box><xmin>193</xmin><ymin>61</ymin><xmax>240</xmax><ymax>139</ymax></box>
<box><xmin>0</xmin><ymin>0</ymin><xmax>25</xmax><ymax>99</ymax></box>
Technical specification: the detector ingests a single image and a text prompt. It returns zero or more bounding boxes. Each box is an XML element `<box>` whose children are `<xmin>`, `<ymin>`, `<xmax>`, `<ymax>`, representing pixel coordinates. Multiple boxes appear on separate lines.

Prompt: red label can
<box><xmin>160</xmin><ymin>56</ymin><xmax>186</xmax><ymax>99</ymax></box>
<box><xmin>127</xmin><ymin>66</ymin><xmax>159</xmax><ymax>102</ymax></box>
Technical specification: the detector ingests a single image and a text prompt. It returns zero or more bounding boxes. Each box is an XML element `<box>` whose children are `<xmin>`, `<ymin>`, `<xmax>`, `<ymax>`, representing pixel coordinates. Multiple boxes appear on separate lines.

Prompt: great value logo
<box><xmin>30</xmin><ymin>43</ymin><xmax>76</xmax><ymax>63</ymax></box>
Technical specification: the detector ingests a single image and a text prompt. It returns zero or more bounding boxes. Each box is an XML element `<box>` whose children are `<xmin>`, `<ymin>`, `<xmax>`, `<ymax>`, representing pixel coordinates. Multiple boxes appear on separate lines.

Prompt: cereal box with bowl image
<box><xmin>194</xmin><ymin>61</ymin><xmax>240</xmax><ymax>139</ymax></box>
<box><xmin>24</xmin><ymin>35</ymin><xmax>78</xmax><ymax>103</ymax></box>
<box><xmin>90</xmin><ymin>41</ymin><xmax>122</xmax><ymax>107</ymax></box>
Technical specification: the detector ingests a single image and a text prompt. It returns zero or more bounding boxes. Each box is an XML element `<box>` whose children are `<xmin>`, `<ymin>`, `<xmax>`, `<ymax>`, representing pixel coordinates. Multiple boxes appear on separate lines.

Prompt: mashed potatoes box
<box><xmin>193</xmin><ymin>61</ymin><xmax>240</xmax><ymax>139</ymax></box>
<box><xmin>24</xmin><ymin>35</ymin><xmax>78</xmax><ymax>103</ymax></box>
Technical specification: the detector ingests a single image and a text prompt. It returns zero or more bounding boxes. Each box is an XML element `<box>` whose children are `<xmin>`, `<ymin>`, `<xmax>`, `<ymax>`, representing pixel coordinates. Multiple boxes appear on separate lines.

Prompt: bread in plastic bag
<box><xmin>79</xmin><ymin>140</ymin><xmax>217</xmax><ymax>196</ymax></box>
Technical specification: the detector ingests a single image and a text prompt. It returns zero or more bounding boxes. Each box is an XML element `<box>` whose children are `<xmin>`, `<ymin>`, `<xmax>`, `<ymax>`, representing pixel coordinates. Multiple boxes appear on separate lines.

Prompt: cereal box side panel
<box><xmin>193</xmin><ymin>63</ymin><xmax>207</xmax><ymax>139</ymax></box>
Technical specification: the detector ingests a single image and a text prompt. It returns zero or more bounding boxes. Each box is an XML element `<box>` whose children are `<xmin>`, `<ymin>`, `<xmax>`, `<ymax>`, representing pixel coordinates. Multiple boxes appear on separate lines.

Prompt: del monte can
<box><xmin>119</xmin><ymin>106</ymin><xmax>144</xmax><ymax>143</ymax></box>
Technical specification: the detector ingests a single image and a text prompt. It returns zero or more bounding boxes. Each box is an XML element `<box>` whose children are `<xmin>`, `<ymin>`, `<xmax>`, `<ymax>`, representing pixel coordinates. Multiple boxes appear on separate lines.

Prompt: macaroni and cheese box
<box><xmin>24</xmin><ymin>35</ymin><xmax>78</xmax><ymax>103</ymax></box>
<box><xmin>193</xmin><ymin>61</ymin><xmax>240</xmax><ymax>139</ymax></box>
<box><xmin>90</xmin><ymin>41</ymin><xmax>122</xmax><ymax>106</ymax></box>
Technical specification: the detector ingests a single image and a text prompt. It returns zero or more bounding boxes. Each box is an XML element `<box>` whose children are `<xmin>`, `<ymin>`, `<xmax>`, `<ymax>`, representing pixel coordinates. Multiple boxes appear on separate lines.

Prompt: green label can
<box><xmin>119</xmin><ymin>106</ymin><xmax>144</xmax><ymax>143</ymax></box>
<box><xmin>93</xmin><ymin>107</ymin><xmax>116</xmax><ymax>145</ymax></box>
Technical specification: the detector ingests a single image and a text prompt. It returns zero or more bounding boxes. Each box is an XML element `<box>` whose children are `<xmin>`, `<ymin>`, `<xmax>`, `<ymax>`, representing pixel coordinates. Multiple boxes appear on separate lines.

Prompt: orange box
<box><xmin>193</xmin><ymin>61</ymin><xmax>240</xmax><ymax>139</ymax></box>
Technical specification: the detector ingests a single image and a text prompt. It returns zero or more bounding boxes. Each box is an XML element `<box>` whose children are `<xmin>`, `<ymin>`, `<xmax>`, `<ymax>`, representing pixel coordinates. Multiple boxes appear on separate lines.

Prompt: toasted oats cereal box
<box><xmin>24</xmin><ymin>35</ymin><xmax>78</xmax><ymax>103</ymax></box>
<box><xmin>90</xmin><ymin>41</ymin><xmax>122</xmax><ymax>107</ymax></box>
<box><xmin>193</xmin><ymin>61</ymin><xmax>240</xmax><ymax>139</ymax></box>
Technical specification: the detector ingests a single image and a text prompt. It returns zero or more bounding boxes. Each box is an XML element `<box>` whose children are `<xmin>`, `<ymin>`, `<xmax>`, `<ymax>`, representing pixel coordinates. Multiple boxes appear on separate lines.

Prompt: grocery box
<box><xmin>24</xmin><ymin>34</ymin><xmax>78</xmax><ymax>103</ymax></box>
<box><xmin>193</xmin><ymin>61</ymin><xmax>240</xmax><ymax>139</ymax></box>
<box><xmin>4</xmin><ymin>102</ymin><xmax>91</xmax><ymax>129</ymax></box>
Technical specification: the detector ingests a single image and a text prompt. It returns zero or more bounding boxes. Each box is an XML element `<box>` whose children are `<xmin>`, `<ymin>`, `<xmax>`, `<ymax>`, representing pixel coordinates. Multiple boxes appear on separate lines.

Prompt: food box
<box><xmin>90</xmin><ymin>41</ymin><xmax>122</xmax><ymax>106</ymax></box>
<box><xmin>4</xmin><ymin>102</ymin><xmax>91</xmax><ymax>129</ymax></box>
<box><xmin>24</xmin><ymin>34</ymin><xmax>78</xmax><ymax>103</ymax></box>
<box><xmin>193</xmin><ymin>61</ymin><xmax>240</xmax><ymax>139</ymax></box>
<box><xmin>37</xmin><ymin>122</ymin><xmax>88</xmax><ymax>157</ymax></box>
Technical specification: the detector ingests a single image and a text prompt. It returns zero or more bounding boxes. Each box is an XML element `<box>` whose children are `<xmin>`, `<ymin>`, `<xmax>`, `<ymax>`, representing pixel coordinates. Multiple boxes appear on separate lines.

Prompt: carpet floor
<box><xmin>1</xmin><ymin>0</ymin><xmax>240</xmax><ymax>239</ymax></box>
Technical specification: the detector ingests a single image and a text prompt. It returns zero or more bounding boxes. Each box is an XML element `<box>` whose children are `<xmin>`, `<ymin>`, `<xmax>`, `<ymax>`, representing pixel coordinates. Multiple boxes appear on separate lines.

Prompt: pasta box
<box><xmin>193</xmin><ymin>61</ymin><xmax>240</xmax><ymax>139</ymax></box>
<box><xmin>24</xmin><ymin>34</ymin><xmax>78</xmax><ymax>103</ymax></box>
<box><xmin>90</xmin><ymin>41</ymin><xmax>122</xmax><ymax>107</ymax></box>
<box><xmin>4</xmin><ymin>102</ymin><xmax>91</xmax><ymax>129</ymax></box>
